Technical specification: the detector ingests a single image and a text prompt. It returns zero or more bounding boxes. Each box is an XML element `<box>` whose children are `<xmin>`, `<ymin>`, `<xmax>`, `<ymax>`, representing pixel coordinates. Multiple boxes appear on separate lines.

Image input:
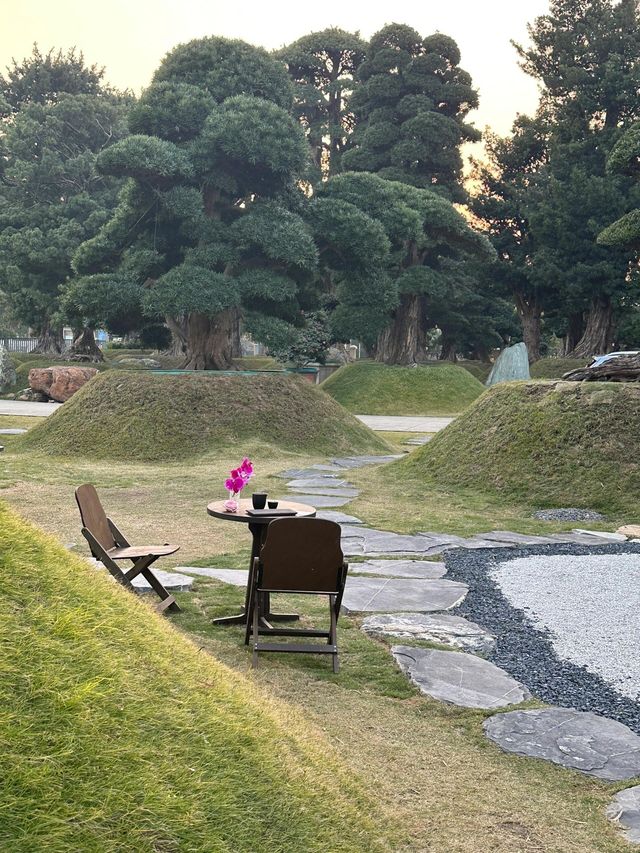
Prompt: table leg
<box><xmin>212</xmin><ymin>522</ymin><xmax>299</xmax><ymax>629</ymax></box>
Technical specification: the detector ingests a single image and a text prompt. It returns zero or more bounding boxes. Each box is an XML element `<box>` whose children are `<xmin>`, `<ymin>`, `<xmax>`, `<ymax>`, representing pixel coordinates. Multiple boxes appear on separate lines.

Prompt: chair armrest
<box><xmin>107</xmin><ymin>518</ymin><xmax>130</xmax><ymax>548</ymax></box>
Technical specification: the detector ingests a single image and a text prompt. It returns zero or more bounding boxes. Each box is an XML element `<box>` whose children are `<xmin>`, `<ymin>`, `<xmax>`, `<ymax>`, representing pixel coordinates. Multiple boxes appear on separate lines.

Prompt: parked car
<box><xmin>588</xmin><ymin>351</ymin><xmax>640</xmax><ymax>367</ymax></box>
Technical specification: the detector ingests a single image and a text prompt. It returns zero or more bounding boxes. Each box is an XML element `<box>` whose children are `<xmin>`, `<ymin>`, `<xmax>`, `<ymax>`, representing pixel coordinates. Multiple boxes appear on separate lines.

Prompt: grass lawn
<box><xmin>321</xmin><ymin>361</ymin><xmax>485</xmax><ymax>416</ymax></box>
<box><xmin>1</xmin><ymin>412</ymin><xmax>636</xmax><ymax>850</ymax></box>
<box><xmin>530</xmin><ymin>357</ymin><xmax>587</xmax><ymax>378</ymax></box>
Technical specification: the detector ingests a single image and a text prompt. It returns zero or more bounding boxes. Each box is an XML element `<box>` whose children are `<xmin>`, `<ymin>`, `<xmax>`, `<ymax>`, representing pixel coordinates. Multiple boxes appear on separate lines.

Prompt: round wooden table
<box><xmin>206</xmin><ymin>498</ymin><xmax>316</xmax><ymax>630</ymax></box>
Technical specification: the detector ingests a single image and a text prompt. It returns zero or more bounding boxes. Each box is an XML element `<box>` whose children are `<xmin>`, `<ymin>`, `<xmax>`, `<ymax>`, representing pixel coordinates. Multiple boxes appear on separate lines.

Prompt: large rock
<box><xmin>0</xmin><ymin>345</ymin><xmax>16</xmax><ymax>390</ymax></box>
<box><xmin>29</xmin><ymin>366</ymin><xmax>98</xmax><ymax>402</ymax></box>
<box><xmin>607</xmin><ymin>785</ymin><xmax>640</xmax><ymax>844</ymax></box>
<box><xmin>363</xmin><ymin>613</ymin><xmax>494</xmax><ymax>652</ymax></box>
<box><xmin>486</xmin><ymin>342</ymin><xmax>531</xmax><ymax>386</ymax></box>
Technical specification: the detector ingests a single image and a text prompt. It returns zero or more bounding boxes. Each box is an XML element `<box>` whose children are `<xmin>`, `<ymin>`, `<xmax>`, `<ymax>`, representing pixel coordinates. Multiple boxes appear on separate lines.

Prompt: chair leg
<box><xmin>330</xmin><ymin>594</ymin><xmax>339</xmax><ymax>674</ymax></box>
<box><xmin>125</xmin><ymin>556</ymin><xmax>180</xmax><ymax>614</ymax></box>
<box><xmin>252</xmin><ymin>585</ymin><xmax>260</xmax><ymax>669</ymax></box>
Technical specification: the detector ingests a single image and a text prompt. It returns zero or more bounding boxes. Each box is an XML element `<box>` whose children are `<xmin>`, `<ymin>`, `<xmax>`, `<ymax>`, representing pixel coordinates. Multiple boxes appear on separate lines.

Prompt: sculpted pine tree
<box><xmin>600</xmin><ymin>123</ymin><xmax>640</xmax><ymax>249</ymax></box>
<box><xmin>314</xmin><ymin>172</ymin><xmax>494</xmax><ymax>364</ymax></box>
<box><xmin>513</xmin><ymin>0</ymin><xmax>640</xmax><ymax>357</ymax></box>
<box><xmin>73</xmin><ymin>37</ymin><xmax>317</xmax><ymax>369</ymax></box>
<box><xmin>342</xmin><ymin>23</ymin><xmax>479</xmax><ymax>201</ymax></box>
<box><xmin>277</xmin><ymin>28</ymin><xmax>367</xmax><ymax>177</ymax></box>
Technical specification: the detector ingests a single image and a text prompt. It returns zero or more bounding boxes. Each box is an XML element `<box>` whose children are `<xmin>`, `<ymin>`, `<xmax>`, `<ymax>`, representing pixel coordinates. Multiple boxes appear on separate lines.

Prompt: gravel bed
<box><xmin>532</xmin><ymin>508</ymin><xmax>604</xmax><ymax>521</ymax></box>
<box><xmin>444</xmin><ymin>542</ymin><xmax>640</xmax><ymax>733</ymax></box>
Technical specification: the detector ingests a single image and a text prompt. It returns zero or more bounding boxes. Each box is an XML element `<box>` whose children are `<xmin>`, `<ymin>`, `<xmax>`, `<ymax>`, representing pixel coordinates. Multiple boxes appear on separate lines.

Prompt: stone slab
<box><xmin>316</xmin><ymin>511</ymin><xmax>363</xmax><ymax>525</ymax></box>
<box><xmin>350</xmin><ymin>559</ymin><xmax>446</xmax><ymax>579</ymax></box>
<box><xmin>291</xmin><ymin>494</ymin><xmax>352</xmax><ymax>507</ymax></box>
<box><xmin>392</xmin><ymin>646</ymin><xmax>530</xmax><ymax>709</ymax></box>
<box><xmin>473</xmin><ymin>531</ymin><xmax>560</xmax><ymax>546</ymax></box>
<box><xmin>363</xmin><ymin>613</ymin><xmax>495</xmax><ymax>653</ymax></box>
<box><xmin>607</xmin><ymin>785</ymin><xmax>640</xmax><ymax>844</ymax></box>
<box><xmin>177</xmin><ymin>567</ymin><xmax>248</xmax><ymax>586</ymax></box>
<box><xmin>341</xmin><ymin>576</ymin><xmax>467</xmax><ymax>613</ymax></box>
<box><xmin>288</xmin><ymin>485</ymin><xmax>359</xmax><ymax>498</ymax></box>
<box><xmin>619</xmin><ymin>525</ymin><xmax>640</xmax><ymax>538</ymax></box>
<box><xmin>355</xmin><ymin>416</ymin><xmax>454</xmax><ymax>433</ymax></box>
<box><xmin>484</xmin><ymin>708</ymin><xmax>640</xmax><ymax>781</ymax></box>
<box><xmin>0</xmin><ymin>428</ymin><xmax>27</xmax><ymax>435</ymax></box>
<box><xmin>131</xmin><ymin>569</ymin><xmax>194</xmax><ymax>592</ymax></box>
<box><xmin>571</xmin><ymin>529</ymin><xmax>627</xmax><ymax>542</ymax></box>
<box><xmin>286</xmin><ymin>478</ymin><xmax>348</xmax><ymax>489</ymax></box>
<box><xmin>404</xmin><ymin>435</ymin><xmax>433</xmax><ymax>446</ymax></box>
<box><xmin>330</xmin><ymin>454</ymin><xmax>402</xmax><ymax>468</ymax></box>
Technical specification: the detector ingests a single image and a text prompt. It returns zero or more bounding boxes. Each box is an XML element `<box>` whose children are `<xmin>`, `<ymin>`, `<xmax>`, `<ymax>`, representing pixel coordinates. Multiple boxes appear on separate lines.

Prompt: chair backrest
<box><xmin>258</xmin><ymin>518</ymin><xmax>344</xmax><ymax>593</ymax></box>
<box><xmin>75</xmin><ymin>484</ymin><xmax>115</xmax><ymax>552</ymax></box>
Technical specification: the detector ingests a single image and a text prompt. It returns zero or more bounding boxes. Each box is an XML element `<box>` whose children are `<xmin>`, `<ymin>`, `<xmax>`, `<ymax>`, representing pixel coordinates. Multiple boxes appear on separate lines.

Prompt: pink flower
<box><xmin>240</xmin><ymin>458</ymin><xmax>254</xmax><ymax>478</ymax></box>
<box><xmin>224</xmin><ymin>458</ymin><xmax>255</xmax><ymax>495</ymax></box>
<box><xmin>224</xmin><ymin>477</ymin><xmax>236</xmax><ymax>492</ymax></box>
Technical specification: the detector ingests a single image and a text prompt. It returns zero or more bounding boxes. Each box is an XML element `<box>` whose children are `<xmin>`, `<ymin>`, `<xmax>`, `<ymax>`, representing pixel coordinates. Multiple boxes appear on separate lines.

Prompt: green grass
<box><xmin>18</xmin><ymin>371</ymin><xmax>391</xmax><ymax>462</ymax></box>
<box><xmin>321</xmin><ymin>361</ymin><xmax>485</xmax><ymax>416</ymax></box>
<box><xmin>458</xmin><ymin>360</ymin><xmax>492</xmax><ymax>382</ymax></box>
<box><xmin>530</xmin><ymin>357</ymin><xmax>587</xmax><ymax>378</ymax></box>
<box><xmin>0</xmin><ymin>502</ymin><xmax>393</xmax><ymax>853</ymax></box>
<box><xmin>398</xmin><ymin>380</ymin><xmax>640</xmax><ymax>513</ymax></box>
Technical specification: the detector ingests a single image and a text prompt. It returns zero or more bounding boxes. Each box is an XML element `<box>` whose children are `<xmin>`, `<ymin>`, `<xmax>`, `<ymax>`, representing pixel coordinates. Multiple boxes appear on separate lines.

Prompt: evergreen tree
<box><xmin>73</xmin><ymin>37</ymin><xmax>320</xmax><ymax>369</ymax></box>
<box><xmin>277</xmin><ymin>29</ymin><xmax>366</xmax><ymax>178</ymax></box>
<box><xmin>0</xmin><ymin>88</ymin><xmax>129</xmax><ymax>356</ymax></box>
<box><xmin>342</xmin><ymin>23</ymin><xmax>479</xmax><ymax>201</ymax></box>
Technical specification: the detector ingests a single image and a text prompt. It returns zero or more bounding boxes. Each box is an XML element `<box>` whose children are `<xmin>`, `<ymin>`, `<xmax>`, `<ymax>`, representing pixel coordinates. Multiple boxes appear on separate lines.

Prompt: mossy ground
<box><xmin>530</xmin><ymin>357</ymin><xmax>587</xmax><ymax>378</ymax></box>
<box><xmin>321</xmin><ymin>361</ymin><xmax>485</xmax><ymax>416</ymax></box>
<box><xmin>399</xmin><ymin>380</ymin><xmax>640</xmax><ymax>513</ymax></box>
<box><xmin>0</xmin><ymin>502</ymin><xmax>390</xmax><ymax>853</ymax></box>
<box><xmin>18</xmin><ymin>371</ymin><xmax>390</xmax><ymax>462</ymax></box>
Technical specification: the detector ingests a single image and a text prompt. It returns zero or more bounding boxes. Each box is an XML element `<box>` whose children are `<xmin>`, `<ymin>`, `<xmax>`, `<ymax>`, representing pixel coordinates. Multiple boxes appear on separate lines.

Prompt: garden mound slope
<box><xmin>0</xmin><ymin>502</ymin><xmax>389</xmax><ymax>852</ymax></box>
<box><xmin>322</xmin><ymin>362</ymin><xmax>484</xmax><ymax>416</ymax></box>
<box><xmin>20</xmin><ymin>371</ymin><xmax>389</xmax><ymax>461</ymax></box>
<box><xmin>399</xmin><ymin>381</ymin><xmax>640</xmax><ymax>512</ymax></box>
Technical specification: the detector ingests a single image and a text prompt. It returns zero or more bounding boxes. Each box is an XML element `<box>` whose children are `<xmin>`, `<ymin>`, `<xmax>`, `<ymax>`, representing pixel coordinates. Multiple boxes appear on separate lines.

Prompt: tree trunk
<box><xmin>70</xmin><ymin>327</ymin><xmax>105</xmax><ymax>362</ymax></box>
<box><xmin>375</xmin><ymin>293</ymin><xmax>427</xmax><ymax>365</ymax></box>
<box><xmin>182</xmin><ymin>311</ymin><xmax>236</xmax><ymax>370</ymax></box>
<box><xmin>514</xmin><ymin>295</ymin><xmax>541</xmax><ymax>363</ymax></box>
<box><xmin>439</xmin><ymin>338</ymin><xmax>458</xmax><ymax>362</ymax></box>
<box><xmin>562</xmin><ymin>312</ymin><xmax>585</xmax><ymax>356</ymax></box>
<box><xmin>231</xmin><ymin>308</ymin><xmax>242</xmax><ymax>358</ymax></box>
<box><xmin>567</xmin><ymin>295</ymin><xmax>613</xmax><ymax>359</ymax></box>
<box><xmin>31</xmin><ymin>319</ymin><xmax>64</xmax><ymax>355</ymax></box>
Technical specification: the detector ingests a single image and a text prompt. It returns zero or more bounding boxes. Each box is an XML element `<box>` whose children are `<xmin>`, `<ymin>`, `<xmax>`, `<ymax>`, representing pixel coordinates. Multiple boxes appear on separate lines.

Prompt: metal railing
<box><xmin>0</xmin><ymin>337</ymin><xmax>38</xmax><ymax>353</ymax></box>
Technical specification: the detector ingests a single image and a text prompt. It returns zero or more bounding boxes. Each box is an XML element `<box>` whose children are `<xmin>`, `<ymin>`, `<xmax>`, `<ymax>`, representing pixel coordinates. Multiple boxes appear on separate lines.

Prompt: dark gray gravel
<box><xmin>532</xmin><ymin>508</ymin><xmax>605</xmax><ymax>521</ymax></box>
<box><xmin>444</xmin><ymin>542</ymin><xmax>640</xmax><ymax>734</ymax></box>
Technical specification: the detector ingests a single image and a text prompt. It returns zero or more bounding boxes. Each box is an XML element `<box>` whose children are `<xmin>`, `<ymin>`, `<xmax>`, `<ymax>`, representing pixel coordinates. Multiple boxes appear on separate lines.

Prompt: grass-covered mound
<box><xmin>0</xmin><ymin>502</ymin><xmax>390</xmax><ymax>852</ymax></box>
<box><xmin>399</xmin><ymin>381</ymin><xmax>640</xmax><ymax>512</ymax></box>
<box><xmin>20</xmin><ymin>371</ymin><xmax>389</xmax><ymax>461</ymax></box>
<box><xmin>322</xmin><ymin>362</ymin><xmax>484</xmax><ymax>416</ymax></box>
<box><xmin>530</xmin><ymin>357</ymin><xmax>586</xmax><ymax>379</ymax></box>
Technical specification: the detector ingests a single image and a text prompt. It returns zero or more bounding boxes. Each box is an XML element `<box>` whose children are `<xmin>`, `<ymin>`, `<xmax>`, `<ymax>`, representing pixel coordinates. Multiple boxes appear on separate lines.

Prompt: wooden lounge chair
<box><xmin>247</xmin><ymin>517</ymin><xmax>348</xmax><ymax>672</ymax></box>
<box><xmin>75</xmin><ymin>483</ymin><xmax>181</xmax><ymax>614</ymax></box>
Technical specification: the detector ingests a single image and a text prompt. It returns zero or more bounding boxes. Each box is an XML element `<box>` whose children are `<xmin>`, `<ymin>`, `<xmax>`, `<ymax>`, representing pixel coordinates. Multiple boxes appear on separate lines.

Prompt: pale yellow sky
<box><xmin>1</xmin><ymin>0</ymin><xmax>548</xmax><ymax>137</ymax></box>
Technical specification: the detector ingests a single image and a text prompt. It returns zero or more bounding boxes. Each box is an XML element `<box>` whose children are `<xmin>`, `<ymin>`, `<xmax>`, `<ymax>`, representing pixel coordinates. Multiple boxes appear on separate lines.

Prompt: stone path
<box><xmin>0</xmin><ymin>399</ymin><xmax>60</xmax><ymax>416</ymax></box>
<box><xmin>393</xmin><ymin>646</ymin><xmax>531</xmax><ymax>709</ymax></box>
<box><xmin>356</xmin><ymin>415</ymin><xmax>454</xmax><ymax>432</ymax></box>
<box><xmin>350</xmin><ymin>559</ymin><xmax>446</xmax><ymax>578</ymax></box>
<box><xmin>484</xmin><ymin>708</ymin><xmax>640</xmax><ymax>782</ymax></box>
<box><xmin>362</xmin><ymin>613</ymin><xmax>494</xmax><ymax>653</ymax></box>
<box><xmin>342</xmin><ymin>576</ymin><xmax>468</xmax><ymax>614</ymax></box>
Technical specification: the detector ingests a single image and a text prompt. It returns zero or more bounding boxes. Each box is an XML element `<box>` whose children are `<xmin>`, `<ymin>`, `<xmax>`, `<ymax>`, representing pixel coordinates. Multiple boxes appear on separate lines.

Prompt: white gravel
<box><xmin>491</xmin><ymin>554</ymin><xmax>640</xmax><ymax>699</ymax></box>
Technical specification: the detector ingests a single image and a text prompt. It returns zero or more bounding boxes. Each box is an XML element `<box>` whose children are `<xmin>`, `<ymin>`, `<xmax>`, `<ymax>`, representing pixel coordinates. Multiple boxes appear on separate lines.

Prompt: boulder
<box><xmin>0</xmin><ymin>345</ymin><xmax>16</xmax><ymax>391</ymax></box>
<box><xmin>29</xmin><ymin>366</ymin><xmax>98</xmax><ymax>402</ymax></box>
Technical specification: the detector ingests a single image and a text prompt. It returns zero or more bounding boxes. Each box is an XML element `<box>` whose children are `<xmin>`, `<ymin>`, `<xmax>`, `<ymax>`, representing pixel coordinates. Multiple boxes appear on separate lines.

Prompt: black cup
<box><xmin>252</xmin><ymin>493</ymin><xmax>267</xmax><ymax>509</ymax></box>
<box><xmin>267</xmin><ymin>500</ymin><xmax>279</xmax><ymax>509</ymax></box>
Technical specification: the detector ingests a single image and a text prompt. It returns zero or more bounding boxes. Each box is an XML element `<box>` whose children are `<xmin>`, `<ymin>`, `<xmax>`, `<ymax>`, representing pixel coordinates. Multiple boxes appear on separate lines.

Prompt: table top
<box><xmin>206</xmin><ymin>498</ymin><xmax>316</xmax><ymax>524</ymax></box>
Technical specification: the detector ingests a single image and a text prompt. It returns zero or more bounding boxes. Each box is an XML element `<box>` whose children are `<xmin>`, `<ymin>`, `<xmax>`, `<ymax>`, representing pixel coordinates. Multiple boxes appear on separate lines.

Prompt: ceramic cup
<box><xmin>252</xmin><ymin>493</ymin><xmax>267</xmax><ymax>509</ymax></box>
<box><xmin>267</xmin><ymin>500</ymin><xmax>279</xmax><ymax>509</ymax></box>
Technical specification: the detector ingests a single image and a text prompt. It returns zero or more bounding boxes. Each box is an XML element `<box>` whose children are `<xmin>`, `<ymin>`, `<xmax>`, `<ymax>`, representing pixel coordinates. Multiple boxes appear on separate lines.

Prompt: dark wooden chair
<box><xmin>247</xmin><ymin>517</ymin><xmax>348</xmax><ymax>672</ymax></box>
<box><xmin>75</xmin><ymin>483</ymin><xmax>181</xmax><ymax>614</ymax></box>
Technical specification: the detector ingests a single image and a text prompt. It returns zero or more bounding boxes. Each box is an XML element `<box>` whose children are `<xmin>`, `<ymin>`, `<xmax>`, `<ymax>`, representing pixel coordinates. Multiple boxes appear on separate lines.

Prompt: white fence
<box><xmin>0</xmin><ymin>337</ymin><xmax>38</xmax><ymax>353</ymax></box>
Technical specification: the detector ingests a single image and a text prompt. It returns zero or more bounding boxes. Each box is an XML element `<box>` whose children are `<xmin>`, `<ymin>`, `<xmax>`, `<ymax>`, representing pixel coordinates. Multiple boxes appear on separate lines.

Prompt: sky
<box><xmin>1</xmin><ymin>0</ymin><xmax>550</xmax><ymax>139</ymax></box>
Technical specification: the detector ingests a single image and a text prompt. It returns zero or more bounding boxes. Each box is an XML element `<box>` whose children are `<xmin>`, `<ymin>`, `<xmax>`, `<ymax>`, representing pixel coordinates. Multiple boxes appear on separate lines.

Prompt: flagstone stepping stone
<box><xmin>0</xmin><ymin>428</ymin><xmax>27</xmax><ymax>435</ymax></box>
<box><xmin>484</xmin><ymin>708</ymin><xmax>640</xmax><ymax>781</ymax></box>
<box><xmin>363</xmin><ymin>613</ymin><xmax>495</xmax><ymax>653</ymax></box>
<box><xmin>607</xmin><ymin>785</ymin><xmax>640</xmax><ymax>844</ymax></box>
<box><xmin>350</xmin><ymin>559</ymin><xmax>446</xmax><ymax>579</ymax></box>
<box><xmin>275</xmin><ymin>468</ymin><xmax>320</xmax><ymax>479</ymax></box>
<box><xmin>131</xmin><ymin>569</ymin><xmax>194</xmax><ymax>592</ymax></box>
<box><xmin>312</xmin><ymin>463</ymin><xmax>350</xmax><ymax>472</ymax></box>
<box><xmin>292</xmin><ymin>494</ymin><xmax>352</xmax><ymax>507</ymax></box>
<box><xmin>403</xmin><ymin>435</ymin><xmax>432</xmax><ymax>446</ymax></box>
<box><xmin>316</xmin><ymin>510</ymin><xmax>363</xmax><ymax>525</ymax></box>
<box><xmin>341</xmin><ymin>576</ymin><xmax>467</xmax><ymax>613</ymax></box>
<box><xmin>392</xmin><ymin>647</ymin><xmax>530</xmax><ymax>709</ymax></box>
<box><xmin>177</xmin><ymin>567</ymin><xmax>248</xmax><ymax>586</ymax></box>
<box><xmin>472</xmin><ymin>531</ymin><xmax>560</xmax><ymax>546</ymax></box>
<box><xmin>331</xmin><ymin>455</ymin><xmax>402</xmax><ymax>468</ymax></box>
<box><xmin>289</xmin><ymin>486</ymin><xmax>359</xmax><ymax>498</ymax></box>
<box><xmin>571</xmin><ymin>528</ymin><xmax>627</xmax><ymax>542</ymax></box>
<box><xmin>286</xmin><ymin>477</ymin><xmax>349</xmax><ymax>489</ymax></box>
<box><xmin>341</xmin><ymin>526</ymin><xmax>466</xmax><ymax>557</ymax></box>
